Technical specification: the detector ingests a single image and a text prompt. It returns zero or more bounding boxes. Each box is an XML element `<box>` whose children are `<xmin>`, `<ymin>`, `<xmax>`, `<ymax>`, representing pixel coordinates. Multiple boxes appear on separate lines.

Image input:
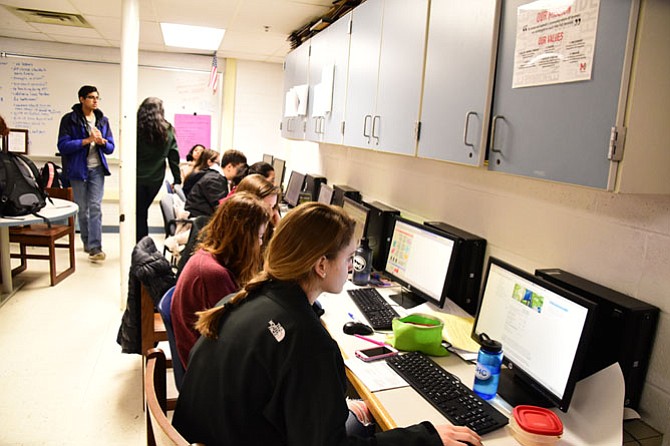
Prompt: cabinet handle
<box><xmin>363</xmin><ymin>115</ymin><xmax>372</xmax><ymax>143</ymax></box>
<box><xmin>320</xmin><ymin>117</ymin><xmax>325</xmax><ymax>134</ymax></box>
<box><xmin>490</xmin><ymin>115</ymin><xmax>505</xmax><ymax>154</ymax></box>
<box><xmin>314</xmin><ymin>117</ymin><xmax>319</xmax><ymax>133</ymax></box>
<box><xmin>287</xmin><ymin>117</ymin><xmax>292</xmax><ymax>132</ymax></box>
<box><xmin>372</xmin><ymin>115</ymin><xmax>380</xmax><ymax>145</ymax></box>
<box><xmin>463</xmin><ymin>111</ymin><xmax>477</xmax><ymax>148</ymax></box>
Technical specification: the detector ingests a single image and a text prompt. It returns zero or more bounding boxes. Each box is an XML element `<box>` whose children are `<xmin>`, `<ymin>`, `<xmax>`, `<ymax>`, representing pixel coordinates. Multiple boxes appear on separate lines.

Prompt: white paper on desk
<box><xmin>344</xmin><ymin>358</ymin><xmax>409</xmax><ymax>392</ymax></box>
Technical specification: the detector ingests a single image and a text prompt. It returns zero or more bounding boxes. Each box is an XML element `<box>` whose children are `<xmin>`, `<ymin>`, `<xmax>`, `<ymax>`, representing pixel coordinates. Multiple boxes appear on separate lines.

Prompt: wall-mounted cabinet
<box><xmin>487</xmin><ymin>0</ymin><xmax>636</xmax><ymax>190</ymax></box>
<box><xmin>281</xmin><ymin>42</ymin><xmax>310</xmax><ymax>140</ymax></box>
<box><xmin>418</xmin><ymin>0</ymin><xmax>500</xmax><ymax>166</ymax></box>
<box><xmin>342</xmin><ymin>0</ymin><xmax>428</xmax><ymax>155</ymax></box>
<box><xmin>305</xmin><ymin>12</ymin><xmax>352</xmax><ymax>145</ymax></box>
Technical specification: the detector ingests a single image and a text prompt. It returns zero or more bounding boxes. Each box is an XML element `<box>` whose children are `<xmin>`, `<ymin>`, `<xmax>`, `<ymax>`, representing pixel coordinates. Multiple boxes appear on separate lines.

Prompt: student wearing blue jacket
<box><xmin>57</xmin><ymin>85</ymin><xmax>115</xmax><ymax>262</ymax></box>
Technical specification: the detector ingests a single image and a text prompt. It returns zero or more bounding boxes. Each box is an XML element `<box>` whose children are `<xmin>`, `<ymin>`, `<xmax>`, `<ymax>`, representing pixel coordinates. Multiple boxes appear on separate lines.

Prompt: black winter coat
<box><xmin>116</xmin><ymin>236</ymin><xmax>176</xmax><ymax>354</ymax></box>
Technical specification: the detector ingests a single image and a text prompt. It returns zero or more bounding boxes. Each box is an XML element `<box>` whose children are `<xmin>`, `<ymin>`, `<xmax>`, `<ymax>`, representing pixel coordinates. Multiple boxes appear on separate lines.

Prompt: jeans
<box><xmin>71</xmin><ymin>166</ymin><xmax>105</xmax><ymax>251</ymax></box>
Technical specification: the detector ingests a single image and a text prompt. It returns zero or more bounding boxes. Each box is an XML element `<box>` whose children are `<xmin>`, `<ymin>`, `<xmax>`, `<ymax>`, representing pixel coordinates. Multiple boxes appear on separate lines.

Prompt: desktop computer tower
<box><xmin>304</xmin><ymin>174</ymin><xmax>327</xmax><ymax>201</ymax></box>
<box><xmin>332</xmin><ymin>185</ymin><xmax>361</xmax><ymax>206</ymax></box>
<box><xmin>364</xmin><ymin>201</ymin><xmax>400</xmax><ymax>271</ymax></box>
<box><xmin>536</xmin><ymin>268</ymin><xmax>659</xmax><ymax>409</ymax></box>
<box><xmin>424</xmin><ymin>221</ymin><xmax>487</xmax><ymax>315</ymax></box>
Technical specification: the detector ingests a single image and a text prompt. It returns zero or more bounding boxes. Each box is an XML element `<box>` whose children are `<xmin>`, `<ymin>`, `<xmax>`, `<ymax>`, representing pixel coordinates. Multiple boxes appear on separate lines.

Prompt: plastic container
<box><xmin>352</xmin><ymin>237</ymin><xmax>372</xmax><ymax>286</ymax></box>
<box><xmin>508</xmin><ymin>405</ymin><xmax>563</xmax><ymax>446</ymax></box>
<box><xmin>473</xmin><ymin>333</ymin><xmax>503</xmax><ymax>400</ymax></box>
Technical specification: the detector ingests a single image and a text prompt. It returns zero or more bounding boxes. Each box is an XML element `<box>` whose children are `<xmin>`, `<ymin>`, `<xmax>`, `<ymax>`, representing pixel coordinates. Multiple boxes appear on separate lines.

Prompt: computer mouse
<box><xmin>343</xmin><ymin>321</ymin><xmax>374</xmax><ymax>336</ymax></box>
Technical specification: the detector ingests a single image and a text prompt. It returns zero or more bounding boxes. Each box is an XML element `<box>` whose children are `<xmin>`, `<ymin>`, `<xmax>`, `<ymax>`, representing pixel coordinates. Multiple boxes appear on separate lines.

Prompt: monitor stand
<box><xmin>389</xmin><ymin>288</ymin><xmax>425</xmax><ymax>309</ymax></box>
<box><xmin>497</xmin><ymin>368</ymin><xmax>555</xmax><ymax>409</ymax></box>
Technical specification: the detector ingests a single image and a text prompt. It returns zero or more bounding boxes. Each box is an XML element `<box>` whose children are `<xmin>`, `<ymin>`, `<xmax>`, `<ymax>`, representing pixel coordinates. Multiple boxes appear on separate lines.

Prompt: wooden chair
<box><xmin>145</xmin><ymin>348</ymin><xmax>204</xmax><ymax>446</ymax></box>
<box><xmin>9</xmin><ymin>187</ymin><xmax>75</xmax><ymax>286</ymax></box>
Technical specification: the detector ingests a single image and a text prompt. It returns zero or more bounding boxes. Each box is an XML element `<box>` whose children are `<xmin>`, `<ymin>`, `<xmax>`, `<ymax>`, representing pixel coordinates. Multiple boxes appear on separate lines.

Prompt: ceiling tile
<box><xmin>30</xmin><ymin>22</ymin><xmax>103</xmax><ymax>38</ymax></box>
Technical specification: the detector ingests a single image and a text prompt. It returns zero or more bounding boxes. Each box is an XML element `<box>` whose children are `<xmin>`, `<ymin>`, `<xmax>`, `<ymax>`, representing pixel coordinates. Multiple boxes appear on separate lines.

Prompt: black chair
<box><xmin>159</xmin><ymin>194</ymin><xmax>192</xmax><ymax>261</ymax></box>
<box><xmin>157</xmin><ymin>285</ymin><xmax>185</xmax><ymax>391</ymax></box>
<box><xmin>176</xmin><ymin>215</ymin><xmax>210</xmax><ymax>278</ymax></box>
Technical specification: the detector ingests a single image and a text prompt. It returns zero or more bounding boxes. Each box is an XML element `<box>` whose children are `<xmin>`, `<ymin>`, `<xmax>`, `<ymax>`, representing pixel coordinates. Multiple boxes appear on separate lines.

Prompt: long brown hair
<box><xmin>196</xmin><ymin>192</ymin><xmax>270</xmax><ymax>287</ymax></box>
<box><xmin>196</xmin><ymin>202</ymin><xmax>355</xmax><ymax>338</ymax></box>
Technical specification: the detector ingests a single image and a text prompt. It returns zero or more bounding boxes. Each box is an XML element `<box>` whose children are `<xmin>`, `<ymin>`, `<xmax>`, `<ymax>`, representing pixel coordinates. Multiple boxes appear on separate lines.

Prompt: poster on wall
<box><xmin>512</xmin><ymin>0</ymin><xmax>600</xmax><ymax>88</ymax></box>
<box><xmin>174</xmin><ymin>113</ymin><xmax>211</xmax><ymax>160</ymax></box>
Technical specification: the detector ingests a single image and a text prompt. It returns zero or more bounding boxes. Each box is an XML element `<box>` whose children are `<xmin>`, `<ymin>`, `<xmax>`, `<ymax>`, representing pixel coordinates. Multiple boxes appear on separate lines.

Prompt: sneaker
<box><xmin>83</xmin><ymin>245</ymin><xmax>90</xmax><ymax>253</ymax></box>
<box><xmin>89</xmin><ymin>248</ymin><xmax>106</xmax><ymax>262</ymax></box>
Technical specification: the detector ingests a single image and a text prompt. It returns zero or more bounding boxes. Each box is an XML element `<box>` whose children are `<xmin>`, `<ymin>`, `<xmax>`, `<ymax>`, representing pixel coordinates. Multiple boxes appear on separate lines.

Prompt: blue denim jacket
<box><xmin>57</xmin><ymin>103</ymin><xmax>115</xmax><ymax>181</ymax></box>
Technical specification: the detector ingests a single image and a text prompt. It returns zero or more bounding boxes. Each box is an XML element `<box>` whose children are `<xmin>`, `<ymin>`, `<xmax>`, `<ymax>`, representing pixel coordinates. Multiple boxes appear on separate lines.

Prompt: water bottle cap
<box><xmin>358</xmin><ymin>237</ymin><xmax>369</xmax><ymax>248</ymax></box>
<box><xmin>478</xmin><ymin>333</ymin><xmax>502</xmax><ymax>353</ymax></box>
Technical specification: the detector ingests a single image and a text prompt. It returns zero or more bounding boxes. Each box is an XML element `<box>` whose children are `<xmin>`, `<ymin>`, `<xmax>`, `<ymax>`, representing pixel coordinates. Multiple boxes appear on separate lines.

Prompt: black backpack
<box><xmin>40</xmin><ymin>161</ymin><xmax>64</xmax><ymax>188</ymax></box>
<box><xmin>0</xmin><ymin>151</ymin><xmax>48</xmax><ymax>217</ymax></box>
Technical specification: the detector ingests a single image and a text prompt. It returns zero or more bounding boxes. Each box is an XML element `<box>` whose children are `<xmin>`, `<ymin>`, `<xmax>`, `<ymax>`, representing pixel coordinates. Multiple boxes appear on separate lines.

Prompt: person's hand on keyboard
<box><xmin>435</xmin><ymin>424</ymin><xmax>482</xmax><ymax>446</ymax></box>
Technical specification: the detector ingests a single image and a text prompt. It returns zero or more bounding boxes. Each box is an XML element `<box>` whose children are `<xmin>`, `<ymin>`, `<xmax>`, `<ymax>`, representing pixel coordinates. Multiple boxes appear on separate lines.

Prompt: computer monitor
<box><xmin>472</xmin><ymin>258</ymin><xmax>596</xmax><ymax>412</ymax></box>
<box><xmin>272</xmin><ymin>158</ymin><xmax>286</xmax><ymax>189</ymax></box>
<box><xmin>342</xmin><ymin>197</ymin><xmax>369</xmax><ymax>245</ymax></box>
<box><xmin>317</xmin><ymin>183</ymin><xmax>334</xmax><ymax>205</ymax></box>
<box><xmin>262</xmin><ymin>153</ymin><xmax>273</xmax><ymax>164</ymax></box>
<box><xmin>284</xmin><ymin>170</ymin><xmax>305</xmax><ymax>208</ymax></box>
<box><xmin>384</xmin><ymin>217</ymin><xmax>458</xmax><ymax>308</ymax></box>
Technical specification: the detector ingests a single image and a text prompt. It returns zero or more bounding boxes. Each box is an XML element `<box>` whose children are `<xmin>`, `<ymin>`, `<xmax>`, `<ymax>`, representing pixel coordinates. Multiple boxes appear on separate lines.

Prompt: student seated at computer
<box><xmin>172</xmin><ymin>202</ymin><xmax>482</xmax><ymax>446</ymax></box>
<box><xmin>181</xmin><ymin>148</ymin><xmax>219</xmax><ymax>197</ymax></box>
<box><xmin>185</xmin><ymin>149</ymin><xmax>247</xmax><ymax>217</ymax></box>
<box><xmin>248</xmin><ymin>161</ymin><xmax>275</xmax><ymax>184</ymax></box>
<box><xmin>170</xmin><ymin>192</ymin><xmax>270</xmax><ymax>368</ymax></box>
<box><xmin>229</xmin><ymin>174</ymin><xmax>280</xmax><ymax>244</ymax></box>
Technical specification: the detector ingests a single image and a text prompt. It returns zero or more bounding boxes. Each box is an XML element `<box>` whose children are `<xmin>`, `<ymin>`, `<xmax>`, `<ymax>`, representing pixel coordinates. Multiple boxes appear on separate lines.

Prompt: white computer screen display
<box><xmin>384</xmin><ymin>219</ymin><xmax>455</xmax><ymax>304</ymax></box>
<box><xmin>342</xmin><ymin>198</ymin><xmax>368</xmax><ymax>244</ymax></box>
<box><xmin>317</xmin><ymin>184</ymin><xmax>334</xmax><ymax>205</ymax></box>
<box><xmin>284</xmin><ymin>171</ymin><xmax>305</xmax><ymax>207</ymax></box>
<box><xmin>473</xmin><ymin>261</ymin><xmax>590</xmax><ymax>400</ymax></box>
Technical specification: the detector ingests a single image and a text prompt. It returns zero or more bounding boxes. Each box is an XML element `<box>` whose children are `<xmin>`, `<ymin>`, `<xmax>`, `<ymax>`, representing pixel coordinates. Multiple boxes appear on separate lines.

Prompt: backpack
<box><xmin>40</xmin><ymin>161</ymin><xmax>64</xmax><ymax>188</ymax></box>
<box><xmin>0</xmin><ymin>151</ymin><xmax>48</xmax><ymax>217</ymax></box>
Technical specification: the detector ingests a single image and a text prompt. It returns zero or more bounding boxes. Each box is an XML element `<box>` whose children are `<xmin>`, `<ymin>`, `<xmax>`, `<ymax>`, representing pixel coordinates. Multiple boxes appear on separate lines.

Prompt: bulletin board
<box><xmin>0</xmin><ymin>55</ymin><xmax>222</xmax><ymax>158</ymax></box>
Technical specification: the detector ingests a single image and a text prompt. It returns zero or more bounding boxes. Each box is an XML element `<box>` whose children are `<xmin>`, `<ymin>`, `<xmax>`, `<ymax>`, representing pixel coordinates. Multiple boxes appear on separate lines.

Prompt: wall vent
<box><xmin>6</xmin><ymin>6</ymin><xmax>92</xmax><ymax>28</ymax></box>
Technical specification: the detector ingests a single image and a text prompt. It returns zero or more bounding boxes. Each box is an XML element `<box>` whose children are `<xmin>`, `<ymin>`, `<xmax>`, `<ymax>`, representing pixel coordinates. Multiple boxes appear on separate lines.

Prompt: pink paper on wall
<box><xmin>174</xmin><ymin>114</ymin><xmax>211</xmax><ymax>159</ymax></box>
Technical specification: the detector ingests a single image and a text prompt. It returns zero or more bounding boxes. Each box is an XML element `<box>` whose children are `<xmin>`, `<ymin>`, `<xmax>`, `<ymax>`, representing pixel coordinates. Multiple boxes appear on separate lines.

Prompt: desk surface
<box><xmin>318</xmin><ymin>282</ymin><xmax>625</xmax><ymax>445</ymax></box>
<box><xmin>0</xmin><ymin>198</ymin><xmax>78</xmax><ymax>226</ymax></box>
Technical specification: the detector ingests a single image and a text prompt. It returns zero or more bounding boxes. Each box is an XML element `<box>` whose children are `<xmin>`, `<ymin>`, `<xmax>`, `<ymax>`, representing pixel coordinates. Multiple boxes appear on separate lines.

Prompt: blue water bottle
<box><xmin>473</xmin><ymin>333</ymin><xmax>503</xmax><ymax>400</ymax></box>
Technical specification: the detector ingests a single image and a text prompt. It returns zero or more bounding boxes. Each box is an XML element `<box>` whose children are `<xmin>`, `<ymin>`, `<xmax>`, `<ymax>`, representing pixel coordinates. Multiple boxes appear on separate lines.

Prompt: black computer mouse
<box><xmin>343</xmin><ymin>321</ymin><xmax>374</xmax><ymax>335</ymax></box>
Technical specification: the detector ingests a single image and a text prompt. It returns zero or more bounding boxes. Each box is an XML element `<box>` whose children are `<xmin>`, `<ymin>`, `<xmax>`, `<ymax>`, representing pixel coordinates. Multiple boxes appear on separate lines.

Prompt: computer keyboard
<box><xmin>347</xmin><ymin>287</ymin><xmax>400</xmax><ymax>330</ymax></box>
<box><xmin>386</xmin><ymin>352</ymin><xmax>508</xmax><ymax>435</ymax></box>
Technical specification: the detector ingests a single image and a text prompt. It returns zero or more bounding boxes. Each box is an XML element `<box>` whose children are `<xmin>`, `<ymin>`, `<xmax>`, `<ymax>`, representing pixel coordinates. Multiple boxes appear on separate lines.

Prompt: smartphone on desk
<box><xmin>355</xmin><ymin>345</ymin><xmax>398</xmax><ymax>362</ymax></box>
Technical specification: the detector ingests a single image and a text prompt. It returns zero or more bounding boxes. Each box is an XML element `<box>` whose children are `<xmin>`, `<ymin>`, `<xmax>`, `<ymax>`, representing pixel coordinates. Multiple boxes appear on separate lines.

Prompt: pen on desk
<box><xmin>354</xmin><ymin>334</ymin><xmax>387</xmax><ymax>347</ymax></box>
<box><xmin>348</xmin><ymin>312</ymin><xmax>356</xmax><ymax>321</ymax></box>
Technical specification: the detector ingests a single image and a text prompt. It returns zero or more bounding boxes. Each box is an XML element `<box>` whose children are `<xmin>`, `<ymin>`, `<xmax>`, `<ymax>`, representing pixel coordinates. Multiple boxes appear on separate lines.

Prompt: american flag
<box><xmin>208</xmin><ymin>54</ymin><xmax>219</xmax><ymax>93</ymax></box>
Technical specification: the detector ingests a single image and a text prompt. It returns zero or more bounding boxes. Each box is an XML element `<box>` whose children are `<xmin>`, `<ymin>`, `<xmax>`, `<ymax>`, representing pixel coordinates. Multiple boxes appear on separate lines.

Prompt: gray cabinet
<box><xmin>305</xmin><ymin>12</ymin><xmax>352</xmax><ymax>144</ymax></box>
<box><xmin>281</xmin><ymin>42</ymin><xmax>310</xmax><ymax>140</ymax></box>
<box><xmin>343</xmin><ymin>0</ymin><xmax>428</xmax><ymax>155</ymax></box>
<box><xmin>418</xmin><ymin>0</ymin><xmax>500</xmax><ymax>166</ymax></box>
<box><xmin>488</xmin><ymin>0</ymin><xmax>636</xmax><ymax>189</ymax></box>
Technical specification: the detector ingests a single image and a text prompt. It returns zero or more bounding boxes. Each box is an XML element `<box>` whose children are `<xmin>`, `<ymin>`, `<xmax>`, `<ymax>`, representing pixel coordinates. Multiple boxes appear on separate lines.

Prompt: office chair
<box><xmin>157</xmin><ymin>286</ymin><xmax>185</xmax><ymax>391</ymax></box>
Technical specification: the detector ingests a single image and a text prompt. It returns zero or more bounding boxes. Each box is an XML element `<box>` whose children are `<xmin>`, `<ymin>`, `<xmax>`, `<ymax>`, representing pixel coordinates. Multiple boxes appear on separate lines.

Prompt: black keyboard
<box><xmin>347</xmin><ymin>288</ymin><xmax>400</xmax><ymax>330</ymax></box>
<box><xmin>386</xmin><ymin>352</ymin><xmax>508</xmax><ymax>435</ymax></box>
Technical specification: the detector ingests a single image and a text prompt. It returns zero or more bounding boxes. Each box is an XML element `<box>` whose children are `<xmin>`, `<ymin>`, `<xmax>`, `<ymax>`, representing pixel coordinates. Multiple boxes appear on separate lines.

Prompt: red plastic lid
<box><xmin>513</xmin><ymin>405</ymin><xmax>564</xmax><ymax>436</ymax></box>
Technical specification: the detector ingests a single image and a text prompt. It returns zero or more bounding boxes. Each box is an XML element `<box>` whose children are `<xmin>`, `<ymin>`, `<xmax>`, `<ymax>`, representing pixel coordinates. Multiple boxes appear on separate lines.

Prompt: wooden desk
<box><xmin>319</xmin><ymin>282</ymin><xmax>625</xmax><ymax>445</ymax></box>
<box><xmin>0</xmin><ymin>198</ymin><xmax>78</xmax><ymax>302</ymax></box>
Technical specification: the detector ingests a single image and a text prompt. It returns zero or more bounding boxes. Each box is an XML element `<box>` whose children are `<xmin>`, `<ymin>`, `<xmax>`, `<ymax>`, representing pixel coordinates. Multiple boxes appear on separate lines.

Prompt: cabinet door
<box><xmin>343</xmin><ymin>0</ymin><xmax>383</xmax><ymax>149</ymax></box>
<box><xmin>418</xmin><ymin>0</ymin><xmax>500</xmax><ymax>165</ymax></box>
<box><xmin>374</xmin><ymin>0</ymin><xmax>429</xmax><ymax>155</ymax></box>
<box><xmin>305</xmin><ymin>12</ymin><xmax>352</xmax><ymax>144</ymax></box>
<box><xmin>281</xmin><ymin>42</ymin><xmax>310</xmax><ymax>140</ymax></box>
<box><xmin>488</xmin><ymin>0</ymin><xmax>635</xmax><ymax>189</ymax></box>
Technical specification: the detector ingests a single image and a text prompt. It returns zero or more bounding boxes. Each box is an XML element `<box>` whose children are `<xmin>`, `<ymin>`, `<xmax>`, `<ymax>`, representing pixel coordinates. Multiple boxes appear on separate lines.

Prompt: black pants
<box><xmin>136</xmin><ymin>182</ymin><xmax>163</xmax><ymax>242</ymax></box>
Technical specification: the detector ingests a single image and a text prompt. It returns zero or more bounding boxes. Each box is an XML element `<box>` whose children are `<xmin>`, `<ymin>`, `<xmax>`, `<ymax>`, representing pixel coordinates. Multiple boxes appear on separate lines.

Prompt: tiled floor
<box><xmin>0</xmin><ymin>234</ymin><xmax>146</xmax><ymax>445</ymax></box>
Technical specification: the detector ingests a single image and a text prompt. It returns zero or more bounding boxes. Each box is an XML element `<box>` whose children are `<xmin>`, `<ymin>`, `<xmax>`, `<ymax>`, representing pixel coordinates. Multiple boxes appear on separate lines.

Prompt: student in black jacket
<box><xmin>172</xmin><ymin>202</ymin><xmax>482</xmax><ymax>446</ymax></box>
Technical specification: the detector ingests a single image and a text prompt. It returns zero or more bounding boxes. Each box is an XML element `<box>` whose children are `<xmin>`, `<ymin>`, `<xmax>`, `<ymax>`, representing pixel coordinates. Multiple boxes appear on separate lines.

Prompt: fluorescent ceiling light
<box><xmin>160</xmin><ymin>23</ymin><xmax>225</xmax><ymax>51</ymax></box>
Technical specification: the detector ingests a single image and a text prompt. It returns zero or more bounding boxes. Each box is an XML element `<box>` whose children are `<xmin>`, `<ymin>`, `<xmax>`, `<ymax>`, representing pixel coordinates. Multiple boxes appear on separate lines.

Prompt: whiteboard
<box><xmin>0</xmin><ymin>55</ymin><xmax>222</xmax><ymax>157</ymax></box>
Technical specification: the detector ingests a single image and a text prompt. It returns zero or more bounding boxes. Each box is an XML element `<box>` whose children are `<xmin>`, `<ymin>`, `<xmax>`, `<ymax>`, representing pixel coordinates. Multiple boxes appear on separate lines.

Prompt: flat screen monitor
<box><xmin>472</xmin><ymin>258</ymin><xmax>595</xmax><ymax>412</ymax></box>
<box><xmin>318</xmin><ymin>183</ymin><xmax>334</xmax><ymax>205</ymax></box>
<box><xmin>384</xmin><ymin>217</ymin><xmax>458</xmax><ymax>308</ymax></box>
<box><xmin>262</xmin><ymin>153</ymin><xmax>274</xmax><ymax>164</ymax></box>
<box><xmin>342</xmin><ymin>197</ymin><xmax>369</xmax><ymax>245</ymax></box>
<box><xmin>272</xmin><ymin>158</ymin><xmax>286</xmax><ymax>189</ymax></box>
<box><xmin>284</xmin><ymin>171</ymin><xmax>305</xmax><ymax>208</ymax></box>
